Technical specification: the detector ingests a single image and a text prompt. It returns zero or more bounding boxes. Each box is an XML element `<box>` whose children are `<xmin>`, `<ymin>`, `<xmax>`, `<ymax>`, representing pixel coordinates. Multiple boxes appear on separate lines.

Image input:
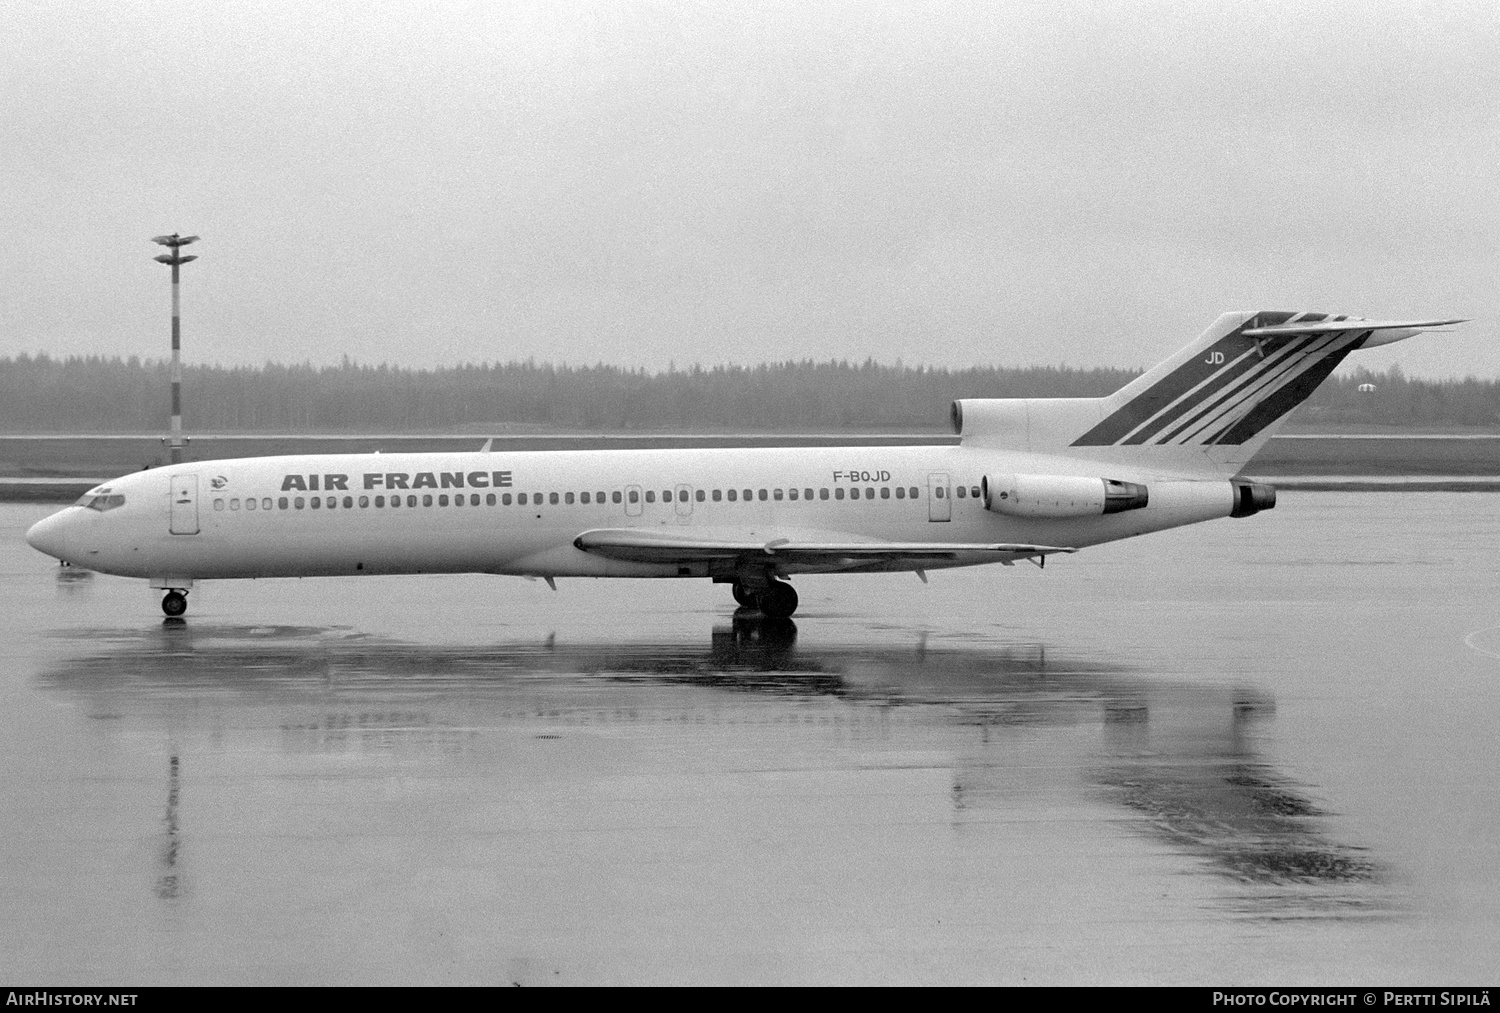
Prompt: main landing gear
<box><xmin>161</xmin><ymin>590</ymin><xmax>188</xmax><ymax>617</ymax></box>
<box><xmin>731</xmin><ymin>579</ymin><xmax>799</xmax><ymax>619</ymax></box>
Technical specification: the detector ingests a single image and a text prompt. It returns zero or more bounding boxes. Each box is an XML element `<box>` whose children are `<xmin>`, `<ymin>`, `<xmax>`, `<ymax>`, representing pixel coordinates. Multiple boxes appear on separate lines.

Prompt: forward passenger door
<box><xmin>169</xmin><ymin>475</ymin><xmax>200</xmax><ymax>535</ymax></box>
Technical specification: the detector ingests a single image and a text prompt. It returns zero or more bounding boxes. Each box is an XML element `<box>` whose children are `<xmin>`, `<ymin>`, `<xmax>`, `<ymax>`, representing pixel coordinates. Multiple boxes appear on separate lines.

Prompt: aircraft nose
<box><xmin>26</xmin><ymin>511</ymin><xmax>72</xmax><ymax>561</ymax></box>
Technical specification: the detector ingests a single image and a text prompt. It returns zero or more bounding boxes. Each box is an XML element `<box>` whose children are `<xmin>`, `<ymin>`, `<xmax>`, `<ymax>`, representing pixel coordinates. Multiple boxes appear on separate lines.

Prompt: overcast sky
<box><xmin>3</xmin><ymin>1</ymin><xmax>1496</xmax><ymax>377</ymax></box>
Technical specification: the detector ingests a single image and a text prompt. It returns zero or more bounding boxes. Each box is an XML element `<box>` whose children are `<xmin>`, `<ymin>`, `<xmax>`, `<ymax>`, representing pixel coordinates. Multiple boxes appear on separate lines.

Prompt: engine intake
<box><xmin>982</xmin><ymin>474</ymin><xmax>1149</xmax><ymax>518</ymax></box>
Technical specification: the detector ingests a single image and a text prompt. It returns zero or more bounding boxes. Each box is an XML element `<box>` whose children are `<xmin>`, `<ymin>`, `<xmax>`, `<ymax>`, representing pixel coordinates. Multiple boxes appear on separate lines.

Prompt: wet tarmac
<box><xmin>2</xmin><ymin>495</ymin><xmax>1497</xmax><ymax>984</ymax></box>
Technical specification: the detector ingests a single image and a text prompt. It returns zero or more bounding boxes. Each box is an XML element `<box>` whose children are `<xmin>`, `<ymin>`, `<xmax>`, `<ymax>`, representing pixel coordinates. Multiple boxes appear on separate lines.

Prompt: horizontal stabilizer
<box><xmin>1242</xmin><ymin>318</ymin><xmax>1466</xmax><ymax>337</ymax></box>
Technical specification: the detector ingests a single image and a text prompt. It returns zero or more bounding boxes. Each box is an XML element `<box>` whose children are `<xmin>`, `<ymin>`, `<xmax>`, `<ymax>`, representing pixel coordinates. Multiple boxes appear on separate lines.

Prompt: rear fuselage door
<box><xmin>675</xmin><ymin>484</ymin><xmax>693</xmax><ymax>523</ymax></box>
<box><xmin>927</xmin><ymin>472</ymin><xmax>951</xmax><ymax>522</ymax></box>
<box><xmin>169</xmin><ymin>474</ymin><xmax>200</xmax><ymax>535</ymax></box>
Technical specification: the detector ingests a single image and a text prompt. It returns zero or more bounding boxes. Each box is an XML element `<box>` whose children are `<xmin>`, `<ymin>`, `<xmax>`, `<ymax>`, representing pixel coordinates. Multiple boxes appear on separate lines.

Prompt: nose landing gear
<box><xmin>161</xmin><ymin>590</ymin><xmax>188</xmax><ymax>617</ymax></box>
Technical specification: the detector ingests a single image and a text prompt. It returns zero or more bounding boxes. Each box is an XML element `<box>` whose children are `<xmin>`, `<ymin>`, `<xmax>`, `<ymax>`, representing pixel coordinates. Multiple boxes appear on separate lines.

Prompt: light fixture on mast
<box><xmin>151</xmin><ymin>234</ymin><xmax>199</xmax><ymax>464</ymax></box>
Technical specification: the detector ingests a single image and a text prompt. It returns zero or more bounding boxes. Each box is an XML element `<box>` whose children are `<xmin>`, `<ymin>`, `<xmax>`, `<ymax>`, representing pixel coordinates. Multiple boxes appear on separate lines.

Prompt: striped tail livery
<box><xmin>953</xmin><ymin>311</ymin><xmax>1465</xmax><ymax>477</ymax></box>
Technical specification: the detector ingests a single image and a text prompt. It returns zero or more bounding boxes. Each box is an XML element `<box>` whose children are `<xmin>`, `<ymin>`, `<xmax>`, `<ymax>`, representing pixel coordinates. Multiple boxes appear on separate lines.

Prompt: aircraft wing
<box><xmin>573</xmin><ymin>528</ymin><xmax>1076</xmax><ymax>568</ymax></box>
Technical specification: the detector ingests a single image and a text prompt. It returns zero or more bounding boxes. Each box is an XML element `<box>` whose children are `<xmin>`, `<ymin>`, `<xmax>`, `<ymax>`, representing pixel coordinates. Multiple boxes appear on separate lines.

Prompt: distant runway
<box><xmin>1</xmin><ymin>495</ymin><xmax>1497</xmax><ymax>984</ymax></box>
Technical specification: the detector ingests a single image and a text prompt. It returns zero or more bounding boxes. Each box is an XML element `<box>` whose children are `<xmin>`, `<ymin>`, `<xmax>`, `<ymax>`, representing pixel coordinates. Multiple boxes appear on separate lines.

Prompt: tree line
<box><xmin>0</xmin><ymin>354</ymin><xmax>1494</xmax><ymax>432</ymax></box>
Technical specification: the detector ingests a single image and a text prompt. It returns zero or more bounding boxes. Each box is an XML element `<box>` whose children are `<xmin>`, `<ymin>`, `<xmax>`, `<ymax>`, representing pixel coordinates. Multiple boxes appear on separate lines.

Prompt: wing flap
<box><xmin>573</xmin><ymin>528</ymin><xmax>1075</xmax><ymax>566</ymax></box>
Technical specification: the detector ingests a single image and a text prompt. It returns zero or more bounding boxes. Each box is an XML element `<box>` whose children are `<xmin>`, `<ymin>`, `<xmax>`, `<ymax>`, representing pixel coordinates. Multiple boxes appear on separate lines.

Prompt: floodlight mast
<box><xmin>151</xmin><ymin>234</ymin><xmax>198</xmax><ymax>464</ymax></box>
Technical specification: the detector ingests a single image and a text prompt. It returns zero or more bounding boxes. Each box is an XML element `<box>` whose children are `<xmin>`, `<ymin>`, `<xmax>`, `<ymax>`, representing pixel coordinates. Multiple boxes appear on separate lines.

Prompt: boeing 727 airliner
<box><xmin>25</xmin><ymin>312</ymin><xmax>1462</xmax><ymax>618</ymax></box>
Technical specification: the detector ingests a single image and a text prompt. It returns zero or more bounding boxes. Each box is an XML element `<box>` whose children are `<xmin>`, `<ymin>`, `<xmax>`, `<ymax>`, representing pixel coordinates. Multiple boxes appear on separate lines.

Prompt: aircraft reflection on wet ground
<box><xmin>37</xmin><ymin>612</ymin><xmax>1382</xmax><ymax>917</ymax></box>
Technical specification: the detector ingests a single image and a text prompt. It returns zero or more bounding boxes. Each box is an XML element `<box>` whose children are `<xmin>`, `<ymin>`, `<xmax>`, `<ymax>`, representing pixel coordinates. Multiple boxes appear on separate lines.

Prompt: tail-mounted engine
<box><xmin>982</xmin><ymin>474</ymin><xmax>1149</xmax><ymax>518</ymax></box>
<box><xmin>1230</xmin><ymin>481</ymin><xmax>1276</xmax><ymax>518</ymax></box>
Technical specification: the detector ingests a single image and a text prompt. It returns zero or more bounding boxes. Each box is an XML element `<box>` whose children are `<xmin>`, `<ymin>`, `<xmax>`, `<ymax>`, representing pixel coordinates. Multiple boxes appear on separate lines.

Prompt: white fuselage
<box><xmin>26</xmin><ymin>444</ymin><xmax>1236</xmax><ymax>585</ymax></box>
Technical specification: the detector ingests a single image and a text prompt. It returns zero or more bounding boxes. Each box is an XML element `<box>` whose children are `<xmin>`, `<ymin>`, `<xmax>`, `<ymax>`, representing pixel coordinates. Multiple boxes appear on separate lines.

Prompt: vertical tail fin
<box><xmin>954</xmin><ymin>311</ymin><xmax>1463</xmax><ymax>476</ymax></box>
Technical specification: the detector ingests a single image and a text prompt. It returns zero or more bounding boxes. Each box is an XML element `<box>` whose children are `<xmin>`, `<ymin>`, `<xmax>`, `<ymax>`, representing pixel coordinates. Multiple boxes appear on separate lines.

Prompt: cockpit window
<box><xmin>74</xmin><ymin>493</ymin><xmax>126</xmax><ymax>512</ymax></box>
